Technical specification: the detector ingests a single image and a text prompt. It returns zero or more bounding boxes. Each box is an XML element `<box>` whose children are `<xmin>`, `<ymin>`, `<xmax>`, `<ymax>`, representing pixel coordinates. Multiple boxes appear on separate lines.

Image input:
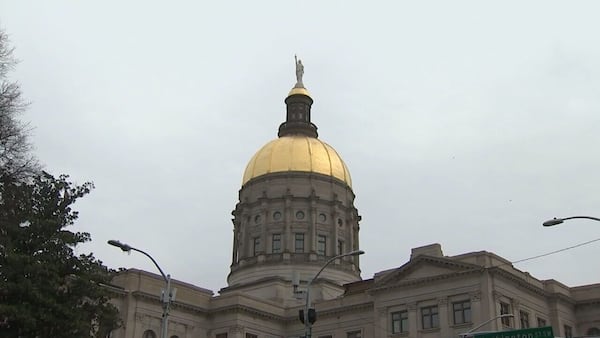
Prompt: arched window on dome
<box><xmin>142</xmin><ymin>330</ymin><xmax>157</xmax><ymax>338</ymax></box>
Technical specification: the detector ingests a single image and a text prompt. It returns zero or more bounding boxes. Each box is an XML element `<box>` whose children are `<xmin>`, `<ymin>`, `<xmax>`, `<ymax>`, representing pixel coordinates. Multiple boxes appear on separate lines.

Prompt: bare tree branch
<box><xmin>0</xmin><ymin>29</ymin><xmax>39</xmax><ymax>180</ymax></box>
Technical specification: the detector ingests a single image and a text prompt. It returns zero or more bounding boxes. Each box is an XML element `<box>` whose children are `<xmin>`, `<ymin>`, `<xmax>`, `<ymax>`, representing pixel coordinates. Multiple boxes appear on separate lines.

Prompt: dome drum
<box><xmin>229</xmin><ymin>172</ymin><xmax>361</xmax><ymax>287</ymax></box>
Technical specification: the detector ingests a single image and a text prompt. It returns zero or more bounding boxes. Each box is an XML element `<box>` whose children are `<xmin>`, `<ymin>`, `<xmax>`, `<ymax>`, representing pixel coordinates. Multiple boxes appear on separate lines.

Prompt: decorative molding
<box><xmin>438</xmin><ymin>297</ymin><xmax>448</xmax><ymax>305</ymax></box>
<box><xmin>407</xmin><ymin>302</ymin><xmax>417</xmax><ymax>311</ymax></box>
<box><xmin>470</xmin><ymin>292</ymin><xmax>482</xmax><ymax>302</ymax></box>
<box><xmin>370</xmin><ymin>268</ymin><xmax>482</xmax><ymax>294</ymax></box>
<box><xmin>230</xmin><ymin>325</ymin><xmax>244</xmax><ymax>334</ymax></box>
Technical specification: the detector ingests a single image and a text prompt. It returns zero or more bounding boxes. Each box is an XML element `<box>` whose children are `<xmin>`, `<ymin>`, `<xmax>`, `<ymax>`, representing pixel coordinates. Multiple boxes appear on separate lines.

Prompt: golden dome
<box><xmin>242</xmin><ymin>136</ymin><xmax>352</xmax><ymax>187</ymax></box>
<box><xmin>288</xmin><ymin>86</ymin><xmax>311</xmax><ymax>98</ymax></box>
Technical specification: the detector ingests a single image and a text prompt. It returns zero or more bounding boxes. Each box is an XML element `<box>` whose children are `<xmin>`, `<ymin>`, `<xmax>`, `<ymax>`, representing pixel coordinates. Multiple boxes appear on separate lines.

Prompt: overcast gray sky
<box><xmin>2</xmin><ymin>1</ymin><xmax>599</xmax><ymax>293</ymax></box>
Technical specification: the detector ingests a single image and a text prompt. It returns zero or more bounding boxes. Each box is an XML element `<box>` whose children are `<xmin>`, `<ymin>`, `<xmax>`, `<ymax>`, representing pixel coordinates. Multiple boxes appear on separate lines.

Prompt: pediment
<box><xmin>372</xmin><ymin>255</ymin><xmax>482</xmax><ymax>290</ymax></box>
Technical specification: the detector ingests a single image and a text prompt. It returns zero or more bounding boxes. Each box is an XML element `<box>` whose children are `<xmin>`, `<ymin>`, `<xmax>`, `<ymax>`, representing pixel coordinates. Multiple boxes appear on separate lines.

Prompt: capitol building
<box><xmin>107</xmin><ymin>64</ymin><xmax>600</xmax><ymax>338</ymax></box>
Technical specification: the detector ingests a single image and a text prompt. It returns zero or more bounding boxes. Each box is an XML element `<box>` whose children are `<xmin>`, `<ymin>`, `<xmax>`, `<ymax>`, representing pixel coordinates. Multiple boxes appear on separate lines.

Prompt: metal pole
<box><xmin>161</xmin><ymin>274</ymin><xmax>171</xmax><ymax>338</ymax></box>
<box><xmin>107</xmin><ymin>240</ymin><xmax>172</xmax><ymax>338</ymax></box>
<box><xmin>303</xmin><ymin>250</ymin><xmax>364</xmax><ymax>338</ymax></box>
<box><xmin>459</xmin><ymin>314</ymin><xmax>515</xmax><ymax>337</ymax></box>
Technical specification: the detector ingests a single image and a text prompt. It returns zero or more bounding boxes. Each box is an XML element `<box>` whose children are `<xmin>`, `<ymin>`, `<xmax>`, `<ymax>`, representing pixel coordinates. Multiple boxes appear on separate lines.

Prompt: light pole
<box><xmin>303</xmin><ymin>249</ymin><xmax>365</xmax><ymax>338</ymax></box>
<box><xmin>543</xmin><ymin>216</ymin><xmax>600</xmax><ymax>227</ymax></box>
<box><xmin>108</xmin><ymin>240</ymin><xmax>173</xmax><ymax>338</ymax></box>
<box><xmin>459</xmin><ymin>313</ymin><xmax>515</xmax><ymax>337</ymax></box>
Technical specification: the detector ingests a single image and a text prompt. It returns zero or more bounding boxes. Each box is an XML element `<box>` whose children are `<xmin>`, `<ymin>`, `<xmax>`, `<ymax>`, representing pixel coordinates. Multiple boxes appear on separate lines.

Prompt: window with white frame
<box><xmin>537</xmin><ymin>317</ymin><xmax>547</xmax><ymax>327</ymax></box>
<box><xmin>500</xmin><ymin>302</ymin><xmax>511</xmax><ymax>327</ymax></box>
<box><xmin>347</xmin><ymin>330</ymin><xmax>362</xmax><ymax>338</ymax></box>
<box><xmin>453</xmin><ymin>300</ymin><xmax>471</xmax><ymax>324</ymax></box>
<box><xmin>564</xmin><ymin>325</ymin><xmax>573</xmax><ymax>338</ymax></box>
<box><xmin>295</xmin><ymin>233</ymin><xmax>304</xmax><ymax>253</ymax></box>
<box><xmin>253</xmin><ymin>237</ymin><xmax>260</xmax><ymax>256</ymax></box>
<box><xmin>317</xmin><ymin>235</ymin><xmax>326</xmax><ymax>256</ymax></box>
<box><xmin>391</xmin><ymin>310</ymin><xmax>408</xmax><ymax>333</ymax></box>
<box><xmin>272</xmin><ymin>233</ymin><xmax>281</xmax><ymax>253</ymax></box>
<box><xmin>520</xmin><ymin>310</ymin><xmax>530</xmax><ymax>328</ymax></box>
<box><xmin>421</xmin><ymin>305</ymin><xmax>439</xmax><ymax>329</ymax></box>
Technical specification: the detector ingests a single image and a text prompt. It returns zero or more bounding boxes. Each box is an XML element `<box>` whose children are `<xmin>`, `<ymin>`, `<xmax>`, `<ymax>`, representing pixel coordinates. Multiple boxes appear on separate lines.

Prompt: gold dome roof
<box><xmin>242</xmin><ymin>136</ymin><xmax>352</xmax><ymax>187</ymax></box>
<box><xmin>287</xmin><ymin>86</ymin><xmax>311</xmax><ymax>98</ymax></box>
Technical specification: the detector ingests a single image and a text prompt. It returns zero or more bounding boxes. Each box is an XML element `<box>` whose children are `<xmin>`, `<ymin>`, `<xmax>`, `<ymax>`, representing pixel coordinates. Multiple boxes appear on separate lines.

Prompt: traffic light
<box><xmin>299</xmin><ymin>308</ymin><xmax>317</xmax><ymax>324</ymax></box>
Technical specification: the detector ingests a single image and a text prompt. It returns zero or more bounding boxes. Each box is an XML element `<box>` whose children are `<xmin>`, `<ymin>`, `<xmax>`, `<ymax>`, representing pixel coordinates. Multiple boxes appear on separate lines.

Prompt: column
<box><xmin>470</xmin><ymin>292</ymin><xmax>482</xmax><ymax>328</ymax></box>
<box><xmin>438</xmin><ymin>297</ymin><xmax>450</xmax><ymax>338</ymax></box>
<box><xmin>408</xmin><ymin>302</ymin><xmax>418</xmax><ymax>338</ymax></box>
<box><xmin>376</xmin><ymin>307</ymin><xmax>387</xmax><ymax>338</ymax></box>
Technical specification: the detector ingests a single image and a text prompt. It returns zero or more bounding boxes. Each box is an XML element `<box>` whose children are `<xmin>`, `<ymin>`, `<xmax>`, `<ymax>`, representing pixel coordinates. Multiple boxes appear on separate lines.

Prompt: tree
<box><xmin>0</xmin><ymin>29</ymin><xmax>39</xmax><ymax>179</ymax></box>
<box><xmin>0</xmin><ymin>173</ymin><xmax>121</xmax><ymax>337</ymax></box>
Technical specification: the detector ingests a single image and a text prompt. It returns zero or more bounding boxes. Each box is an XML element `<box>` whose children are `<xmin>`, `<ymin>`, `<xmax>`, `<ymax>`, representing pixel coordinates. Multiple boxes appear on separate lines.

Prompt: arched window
<box><xmin>587</xmin><ymin>327</ymin><xmax>600</xmax><ymax>336</ymax></box>
<box><xmin>142</xmin><ymin>330</ymin><xmax>157</xmax><ymax>338</ymax></box>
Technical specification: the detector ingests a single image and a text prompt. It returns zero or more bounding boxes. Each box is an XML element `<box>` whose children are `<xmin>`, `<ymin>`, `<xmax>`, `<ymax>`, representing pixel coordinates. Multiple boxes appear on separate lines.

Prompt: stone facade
<box><xmin>108</xmin><ymin>244</ymin><xmax>600</xmax><ymax>338</ymax></box>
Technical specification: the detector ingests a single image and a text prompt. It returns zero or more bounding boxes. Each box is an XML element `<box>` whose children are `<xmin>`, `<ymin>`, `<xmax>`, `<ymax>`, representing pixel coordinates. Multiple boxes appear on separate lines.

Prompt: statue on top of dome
<box><xmin>294</xmin><ymin>54</ymin><xmax>304</xmax><ymax>87</ymax></box>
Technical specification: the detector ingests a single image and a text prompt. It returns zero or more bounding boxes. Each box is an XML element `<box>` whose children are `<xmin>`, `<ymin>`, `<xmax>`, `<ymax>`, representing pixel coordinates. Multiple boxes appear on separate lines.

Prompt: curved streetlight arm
<box><xmin>108</xmin><ymin>239</ymin><xmax>172</xmax><ymax>338</ymax></box>
<box><xmin>107</xmin><ymin>240</ymin><xmax>168</xmax><ymax>282</ymax></box>
<box><xmin>304</xmin><ymin>249</ymin><xmax>364</xmax><ymax>338</ymax></box>
<box><xmin>306</xmin><ymin>249</ymin><xmax>365</xmax><ymax>293</ymax></box>
<box><xmin>543</xmin><ymin>216</ymin><xmax>600</xmax><ymax>227</ymax></box>
<box><xmin>460</xmin><ymin>314</ymin><xmax>514</xmax><ymax>336</ymax></box>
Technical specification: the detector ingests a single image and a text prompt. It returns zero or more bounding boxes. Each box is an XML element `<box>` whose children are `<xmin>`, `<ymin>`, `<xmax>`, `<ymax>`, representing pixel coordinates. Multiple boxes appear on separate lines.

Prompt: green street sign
<box><xmin>474</xmin><ymin>326</ymin><xmax>555</xmax><ymax>338</ymax></box>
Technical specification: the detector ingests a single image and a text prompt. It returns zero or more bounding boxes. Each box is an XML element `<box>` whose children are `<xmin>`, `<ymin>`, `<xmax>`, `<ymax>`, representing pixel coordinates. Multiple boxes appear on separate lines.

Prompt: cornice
<box><xmin>370</xmin><ymin>268</ymin><xmax>482</xmax><ymax>294</ymax></box>
<box><xmin>131</xmin><ymin>291</ymin><xmax>209</xmax><ymax>315</ymax></box>
<box><xmin>488</xmin><ymin>267</ymin><xmax>576</xmax><ymax>305</ymax></box>
<box><xmin>373</xmin><ymin>255</ymin><xmax>484</xmax><ymax>288</ymax></box>
<box><xmin>242</xmin><ymin>171</ymin><xmax>354</xmax><ymax>195</ymax></box>
<box><xmin>209</xmin><ymin>303</ymin><xmax>285</xmax><ymax>322</ymax></box>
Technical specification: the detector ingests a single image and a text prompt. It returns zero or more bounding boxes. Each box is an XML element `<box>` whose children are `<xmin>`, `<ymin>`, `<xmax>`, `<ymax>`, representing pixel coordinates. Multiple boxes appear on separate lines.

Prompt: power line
<box><xmin>508</xmin><ymin>237</ymin><xmax>600</xmax><ymax>265</ymax></box>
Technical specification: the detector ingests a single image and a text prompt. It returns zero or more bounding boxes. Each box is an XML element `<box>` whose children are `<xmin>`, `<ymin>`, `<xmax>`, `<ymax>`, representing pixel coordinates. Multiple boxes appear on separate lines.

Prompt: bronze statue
<box><xmin>294</xmin><ymin>54</ymin><xmax>304</xmax><ymax>87</ymax></box>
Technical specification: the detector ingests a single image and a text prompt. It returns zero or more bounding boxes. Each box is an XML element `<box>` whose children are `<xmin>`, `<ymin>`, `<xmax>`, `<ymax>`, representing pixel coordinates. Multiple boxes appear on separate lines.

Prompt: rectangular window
<box><xmin>537</xmin><ymin>317</ymin><xmax>547</xmax><ymax>327</ymax></box>
<box><xmin>317</xmin><ymin>235</ymin><xmax>327</xmax><ymax>256</ymax></box>
<box><xmin>295</xmin><ymin>233</ymin><xmax>304</xmax><ymax>253</ymax></box>
<box><xmin>392</xmin><ymin>310</ymin><xmax>409</xmax><ymax>333</ymax></box>
<box><xmin>347</xmin><ymin>330</ymin><xmax>362</xmax><ymax>338</ymax></box>
<box><xmin>500</xmin><ymin>302</ymin><xmax>511</xmax><ymax>327</ymax></box>
<box><xmin>421</xmin><ymin>306</ymin><xmax>439</xmax><ymax>329</ymax></box>
<box><xmin>253</xmin><ymin>237</ymin><xmax>260</xmax><ymax>256</ymax></box>
<box><xmin>453</xmin><ymin>301</ymin><xmax>471</xmax><ymax>324</ymax></box>
<box><xmin>564</xmin><ymin>325</ymin><xmax>573</xmax><ymax>338</ymax></box>
<box><xmin>318</xmin><ymin>336</ymin><xmax>333</xmax><ymax>338</ymax></box>
<box><xmin>520</xmin><ymin>311</ymin><xmax>530</xmax><ymax>328</ymax></box>
<box><xmin>245</xmin><ymin>334</ymin><xmax>257</xmax><ymax>338</ymax></box>
<box><xmin>216</xmin><ymin>334</ymin><xmax>227</xmax><ymax>338</ymax></box>
<box><xmin>338</xmin><ymin>240</ymin><xmax>343</xmax><ymax>255</ymax></box>
<box><xmin>272</xmin><ymin>234</ymin><xmax>281</xmax><ymax>253</ymax></box>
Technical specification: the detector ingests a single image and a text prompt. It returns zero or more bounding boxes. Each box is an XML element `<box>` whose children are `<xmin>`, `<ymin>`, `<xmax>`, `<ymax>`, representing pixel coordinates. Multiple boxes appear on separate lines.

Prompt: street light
<box><xmin>303</xmin><ymin>249</ymin><xmax>365</xmax><ymax>338</ymax></box>
<box><xmin>108</xmin><ymin>240</ymin><xmax>173</xmax><ymax>338</ymax></box>
<box><xmin>459</xmin><ymin>313</ymin><xmax>515</xmax><ymax>337</ymax></box>
<box><xmin>543</xmin><ymin>216</ymin><xmax>600</xmax><ymax>227</ymax></box>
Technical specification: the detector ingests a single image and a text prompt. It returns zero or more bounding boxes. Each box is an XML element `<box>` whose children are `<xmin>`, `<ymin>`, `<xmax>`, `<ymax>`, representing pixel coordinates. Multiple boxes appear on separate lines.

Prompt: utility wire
<box><xmin>505</xmin><ymin>237</ymin><xmax>600</xmax><ymax>266</ymax></box>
